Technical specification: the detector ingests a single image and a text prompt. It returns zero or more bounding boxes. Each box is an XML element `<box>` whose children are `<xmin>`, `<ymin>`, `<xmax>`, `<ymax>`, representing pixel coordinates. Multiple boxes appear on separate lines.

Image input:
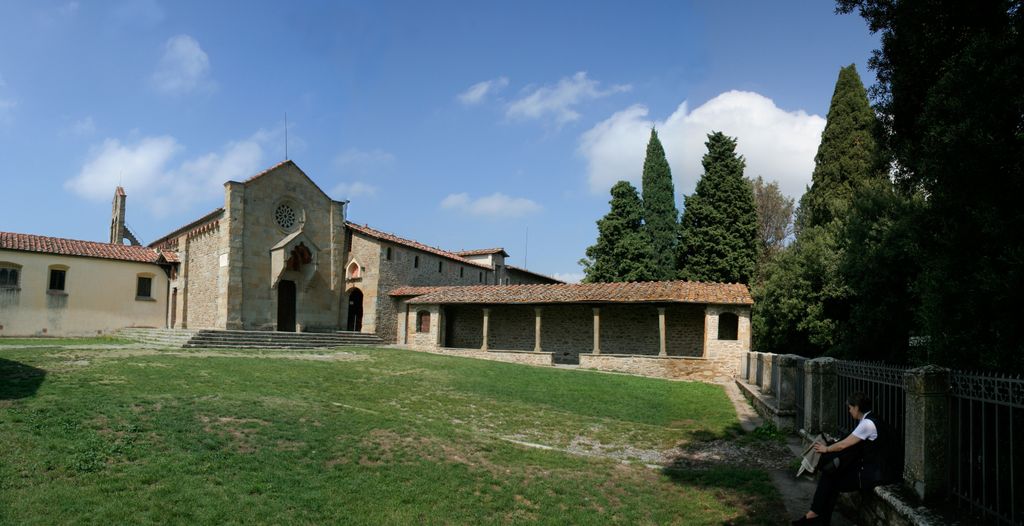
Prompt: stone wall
<box><xmin>404</xmin><ymin>304</ymin><xmax>441</xmax><ymax>348</ymax></box>
<box><xmin>704</xmin><ymin>304</ymin><xmax>752</xmax><ymax>354</ymax></box>
<box><xmin>579</xmin><ymin>353</ymin><xmax>739</xmax><ymax>383</ymax></box>
<box><xmin>183</xmin><ymin>226</ymin><xmax>220</xmax><ymax>329</ymax></box>
<box><xmin>237</xmin><ymin>164</ymin><xmax>346</xmax><ymax>331</ymax></box>
<box><xmin>351</xmin><ymin>231</ymin><xmax>494</xmax><ymax>342</ymax></box>
<box><xmin>406</xmin><ymin>346</ymin><xmax>554</xmax><ymax>367</ymax></box>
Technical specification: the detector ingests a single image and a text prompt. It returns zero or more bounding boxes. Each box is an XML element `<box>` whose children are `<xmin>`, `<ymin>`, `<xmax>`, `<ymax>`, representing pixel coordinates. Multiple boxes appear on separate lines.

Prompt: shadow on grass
<box><xmin>0</xmin><ymin>358</ymin><xmax>46</xmax><ymax>400</ymax></box>
<box><xmin>660</xmin><ymin>428</ymin><xmax>789</xmax><ymax>526</ymax></box>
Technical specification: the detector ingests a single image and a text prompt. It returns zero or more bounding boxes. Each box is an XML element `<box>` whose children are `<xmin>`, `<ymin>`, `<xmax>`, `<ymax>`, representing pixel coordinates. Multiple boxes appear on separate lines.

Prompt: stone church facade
<box><xmin>1</xmin><ymin>160</ymin><xmax>557</xmax><ymax>338</ymax></box>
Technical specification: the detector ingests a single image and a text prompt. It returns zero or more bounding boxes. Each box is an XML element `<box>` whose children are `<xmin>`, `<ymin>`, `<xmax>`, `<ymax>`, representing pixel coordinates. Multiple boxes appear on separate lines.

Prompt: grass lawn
<box><xmin>0</xmin><ymin>342</ymin><xmax>785</xmax><ymax>525</ymax></box>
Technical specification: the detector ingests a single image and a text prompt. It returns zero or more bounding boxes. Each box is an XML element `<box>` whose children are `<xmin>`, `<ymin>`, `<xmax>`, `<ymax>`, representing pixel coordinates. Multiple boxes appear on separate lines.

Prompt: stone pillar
<box><xmin>903</xmin><ymin>365</ymin><xmax>951</xmax><ymax>502</ymax></box>
<box><xmin>481</xmin><ymin>308</ymin><xmax>490</xmax><ymax>351</ymax></box>
<box><xmin>775</xmin><ymin>355</ymin><xmax>800</xmax><ymax>411</ymax></box>
<box><xmin>804</xmin><ymin>357</ymin><xmax>838</xmax><ymax>436</ymax></box>
<box><xmin>217</xmin><ymin>181</ymin><xmax>245</xmax><ymax>330</ymax></box>
<box><xmin>592</xmin><ymin>307</ymin><xmax>601</xmax><ymax>355</ymax></box>
<box><xmin>762</xmin><ymin>353</ymin><xmax>776</xmax><ymax>395</ymax></box>
<box><xmin>658</xmin><ymin>307</ymin><xmax>667</xmax><ymax>356</ymax></box>
<box><xmin>746</xmin><ymin>352</ymin><xmax>759</xmax><ymax>384</ymax></box>
<box><xmin>533</xmin><ymin>307</ymin><xmax>542</xmax><ymax>353</ymax></box>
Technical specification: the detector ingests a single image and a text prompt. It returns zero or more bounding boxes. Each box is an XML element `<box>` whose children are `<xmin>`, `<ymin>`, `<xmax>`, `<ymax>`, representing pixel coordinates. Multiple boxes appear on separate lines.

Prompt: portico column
<box><xmin>658</xmin><ymin>307</ymin><xmax>667</xmax><ymax>356</ymax></box>
<box><xmin>534</xmin><ymin>307</ymin><xmax>542</xmax><ymax>353</ymax></box>
<box><xmin>481</xmin><ymin>308</ymin><xmax>490</xmax><ymax>351</ymax></box>
<box><xmin>592</xmin><ymin>307</ymin><xmax>601</xmax><ymax>355</ymax></box>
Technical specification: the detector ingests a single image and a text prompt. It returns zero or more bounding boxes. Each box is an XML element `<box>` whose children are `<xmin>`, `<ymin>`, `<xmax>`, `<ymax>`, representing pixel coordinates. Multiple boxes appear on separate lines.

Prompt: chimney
<box><xmin>110</xmin><ymin>186</ymin><xmax>126</xmax><ymax>245</ymax></box>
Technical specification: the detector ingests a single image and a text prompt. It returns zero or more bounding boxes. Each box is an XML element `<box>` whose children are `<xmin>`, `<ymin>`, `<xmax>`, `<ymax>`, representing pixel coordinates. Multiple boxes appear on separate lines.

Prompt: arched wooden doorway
<box><xmin>346</xmin><ymin>287</ymin><xmax>363</xmax><ymax>332</ymax></box>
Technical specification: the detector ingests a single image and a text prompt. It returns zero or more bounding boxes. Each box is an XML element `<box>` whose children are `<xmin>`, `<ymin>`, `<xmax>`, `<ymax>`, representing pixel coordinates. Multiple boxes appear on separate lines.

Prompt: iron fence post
<box><xmin>904</xmin><ymin>365</ymin><xmax>951</xmax><ymax>503</ymax></box>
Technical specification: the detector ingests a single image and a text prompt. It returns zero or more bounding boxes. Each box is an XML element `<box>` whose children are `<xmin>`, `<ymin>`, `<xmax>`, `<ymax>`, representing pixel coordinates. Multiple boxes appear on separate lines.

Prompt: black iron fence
<box><xmin>948</xmin><ymin>371</ymin><xmax>1024</xmax><ymax>525</ymax></box>
<box><xmin>834</xmin><ymin>360</ymin><xmax>910</xmax><ymax>439</ymax></box>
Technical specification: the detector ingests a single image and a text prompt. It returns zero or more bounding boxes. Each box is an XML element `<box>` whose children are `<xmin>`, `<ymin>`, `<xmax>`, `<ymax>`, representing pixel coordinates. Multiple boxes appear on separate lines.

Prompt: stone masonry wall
<box><xmin>579</xmin><ymin>353</ymin><xmax>740</xmax><ymax>383</ymax></box>
<box><xmin>183</xmin><ymin>227</ymin><xmax>220</xmax><ymax>329</ymax></box>
<box><xmin>408</xmin><ymin>347</ymin><xmax>554</xmax><ymax>367</ymax></box>
<box><xmin>445</xmin><ymin>304</ymin><xmax>484</xmax><ymax>349</ymax></box>
<box><xmin>350</xmin><ymin>231</ymin><xmax>494</xmax><ymax>343</ymax></box>
<box><xmin>239</xmin><ymin>164</ymin><xmax>345</xmax><ymax>331</ymax></box>
<box><xmin>600</xmin><ymin>304</ymin><xmax>704</xmax><ymax>356</ymax></box>
<box><xmin>704</xmin><ymin>305</ymin><xmax>752</xmax><ymax>354</ymax></box>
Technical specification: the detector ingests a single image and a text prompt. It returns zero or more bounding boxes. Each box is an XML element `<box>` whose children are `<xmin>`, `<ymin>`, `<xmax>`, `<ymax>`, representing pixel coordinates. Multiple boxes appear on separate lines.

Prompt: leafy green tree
<box><xmin>753</xmin><ymin>65</ymin><xmax>881</xmax><ymax>356</ymax></box>
<box><xmin>797</xmin><ymin>64</ymin><xmax>883</xmax><ymax>231</ymax></box>
<box><xmin>677</xmin><ymin>132</ymin><xmax>759</xmax><ymax>284</ymax></box>
<box><xmin>640</xmin><ymin>128</ymin><xmax>680</xmax><ymax>280</ymax></box>
<box><xmin>838</xmin><ymin>0</ymin><xmax>1024</xmax><ymax>372</ymax></box>
<box><xmin>580</xmin><ymin>181</ymin><xmax>657</xmax><ymax>283</ymax></box>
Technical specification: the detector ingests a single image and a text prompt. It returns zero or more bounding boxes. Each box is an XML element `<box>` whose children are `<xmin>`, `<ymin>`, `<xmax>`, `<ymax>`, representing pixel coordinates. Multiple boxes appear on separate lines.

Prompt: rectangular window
<box><xmin>137</xmin><ymin>276</ymin><xmax>153</xmax><ymax>298</ymax></box>
<box><xmin>48</xmin><ymin>269</ymin><xmax>66</xmax><ymax>291</ymax></box>
<box><xmin>414</xmin><ymin>255</ymin><xmax>419</xmax><ymax>268</ymax></box>
<box><xmin>0</xmin><ymin>266</ymin><xmax>20</xmax><ymax>288</ymax></box>
<box><xmin>479</xmin><ymin>272</ymin><xmax>483</xmax><ymax>283</ymax></box>
<box><xmin>438</xmin><ymin>261</ymin><xmax>443</xmax><ymax>273</ymax></box>
<box><xmin>460</xmin><ymin>267</ymin><xmax>464</xmax><ymax>278</ymax></box>
<box><xmin>386</xmin><ymin>246</ymin><xmax>393</xmax><ymax>261</ymax></box>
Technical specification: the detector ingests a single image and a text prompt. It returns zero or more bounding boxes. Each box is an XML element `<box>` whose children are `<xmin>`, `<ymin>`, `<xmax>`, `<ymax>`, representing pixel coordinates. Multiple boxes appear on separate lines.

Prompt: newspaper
<box><xmin>796</xmin><ymin>434</ymin><xmax>827</xmax><ymax>478</ymax></box>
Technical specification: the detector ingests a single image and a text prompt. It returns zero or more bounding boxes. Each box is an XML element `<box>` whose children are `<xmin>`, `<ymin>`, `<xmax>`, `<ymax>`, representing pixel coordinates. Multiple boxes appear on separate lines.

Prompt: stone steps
<box><xmin>118</xmin><ymin>328</ymin><xmax>198</xmax><ymax>348</ymax></box>
<box><xmin>182</xmin><ymin>329</ymin><xmax>384</xmax><ymax>349</ymax></box>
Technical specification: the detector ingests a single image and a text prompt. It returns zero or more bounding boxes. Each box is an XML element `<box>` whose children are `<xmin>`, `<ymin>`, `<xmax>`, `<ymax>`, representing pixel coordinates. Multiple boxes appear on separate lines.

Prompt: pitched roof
<box><xmin>506</xmin><ymin>265</ymin><xmax>563</xmax><ymax>283</ymax></box>
<box><xmin>1</xmin><ymin>232</ymin><xmax>168</xmax><ymax>264</ymax></box>
<box><xmin>455</xmin><ymin>248</ymin><xmax>509</xmax><ymax>257</ymax></box>
<box><xmin>148</xmin><ymin>208</ymin><xmax>224</xmax><ymax>248</ymax></box>
<box><xmin>389</xmin><ymin>286</ymin><xmax>445</xmax><ymax>297</ymax></box>
<box><xmin>394</xmin><ymin>280</ymin><xmax>753</xmax><ymax>306</ymax></box>
<box><xmin>346</xmin><ymin>222</ymin><xmax>492</xmax><ymax>270</ymax></box>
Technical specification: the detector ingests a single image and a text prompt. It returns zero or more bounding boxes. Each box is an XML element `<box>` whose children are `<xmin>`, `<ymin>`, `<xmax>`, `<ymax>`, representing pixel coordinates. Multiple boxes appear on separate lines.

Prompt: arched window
<box><xmin>0</xmin><ymin>262</ymin><xmax>21</xmax><ymax>288</ymax></box>
<box><xmin>347</xmin><ymin>260</ymin><xmax>361</xmax><ymax>278</ymax></box>
<box><xmin>416</xmin><ymin>311</ymin><xmax>431</xmax><ymax>333</ymax></box>
<box><xmin>718</xmin><ymin>312</ymin><xmax>739</xmax><ymax>340</ymax></box>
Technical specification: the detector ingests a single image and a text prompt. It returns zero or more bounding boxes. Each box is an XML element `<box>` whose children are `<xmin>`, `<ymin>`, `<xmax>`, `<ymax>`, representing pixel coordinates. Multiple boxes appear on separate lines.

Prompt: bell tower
<box><xmin>109</xmin><ymin>187</ymin><xmax>141</xmax><ymax>245</ymax></box>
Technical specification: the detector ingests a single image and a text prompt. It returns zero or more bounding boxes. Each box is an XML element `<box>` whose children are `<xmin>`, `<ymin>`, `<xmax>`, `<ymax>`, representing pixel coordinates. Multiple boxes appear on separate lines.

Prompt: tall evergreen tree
<box><xmin>580</xmin><ymin>181</ymin><xmax>657</xmax><ymax>283</ymax></box>
<box><xmin>640</xmin><ymin>128</ymin><xmax>679</xmax><ymax>280</ymax></box>
<box><xmin>677</xmin><ymin>132</ymin><xmax>759</xmax><ymax>284</ymax></box>
<box><xmin>797</xmin><ymin>64</ymin><xmax>883</xmax><ymax>231</ymax></box>
<box><xmin>753</xmin><ymin>64</ymin><xmax>883</xmax><ymax>357</ymax></box>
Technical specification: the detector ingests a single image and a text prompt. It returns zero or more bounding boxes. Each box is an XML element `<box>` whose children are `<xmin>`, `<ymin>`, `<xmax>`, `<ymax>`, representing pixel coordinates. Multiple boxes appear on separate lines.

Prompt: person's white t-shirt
<box><xmin>852</xmin><ymin>411</ymin><xmax>878</xmax><ymax>441</ymax></box>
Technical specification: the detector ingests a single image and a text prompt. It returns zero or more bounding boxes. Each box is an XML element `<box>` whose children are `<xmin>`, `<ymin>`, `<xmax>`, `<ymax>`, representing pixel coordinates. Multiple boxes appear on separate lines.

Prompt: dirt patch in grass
<box><xmin>199</xmin><ymin>415</ymin><xmax>270</xmax><ymax>453</ymax></box>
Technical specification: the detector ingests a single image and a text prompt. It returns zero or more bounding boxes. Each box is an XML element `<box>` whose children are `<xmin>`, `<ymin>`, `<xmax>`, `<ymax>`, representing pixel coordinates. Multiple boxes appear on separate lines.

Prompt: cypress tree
<box><xmin>798</xmin><ymin>64</ymin><xmax>882</xmax><ymax>230</ymax></box>
<box><xmin>580</xmin><ymin>181</ymin><xmax>657</xmax><ymax>283</ymax></box>
<box><xmin>640</xmin><ymin>128</ymin><xmax>679</xmax><ymax>280</ymax></box>
<box><xmin>677</xmin><ymin>132</ymin><xmax>759</xmax><ymax>284</ymax></box>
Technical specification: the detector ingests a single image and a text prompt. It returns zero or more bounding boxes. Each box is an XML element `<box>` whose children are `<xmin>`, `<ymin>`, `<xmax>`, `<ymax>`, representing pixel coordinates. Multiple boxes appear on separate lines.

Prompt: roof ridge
<box><xmin>346</xmin><ymin>221</ymin><xmax>492</xmax><ymax>270</ymax></box>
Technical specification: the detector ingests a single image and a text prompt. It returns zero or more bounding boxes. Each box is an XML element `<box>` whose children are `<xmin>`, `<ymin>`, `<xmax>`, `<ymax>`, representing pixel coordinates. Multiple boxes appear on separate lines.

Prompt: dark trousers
<box><xmin>810</xmin><ymin>453</ymin><xmax>861</xmax><ymax>524</ymax></box>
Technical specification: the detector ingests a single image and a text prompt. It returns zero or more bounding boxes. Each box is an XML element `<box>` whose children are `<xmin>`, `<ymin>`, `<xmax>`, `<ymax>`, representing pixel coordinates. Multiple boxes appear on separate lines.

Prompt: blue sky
<box><xmin>0</xmin><ymin>0</ymin><xmax>878</xmax><ymax>282</ymax></box>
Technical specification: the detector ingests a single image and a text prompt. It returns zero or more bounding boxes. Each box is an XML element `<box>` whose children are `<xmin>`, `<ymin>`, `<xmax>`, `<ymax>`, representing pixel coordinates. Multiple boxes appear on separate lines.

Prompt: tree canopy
<box><xmin>580</xmin><ymin>181</ymin><xmax>657</xmax><ymax>283</ymax></box>
<box><xmin>640</xmin><ymin>128</ymin><xmax>680</xmax><ymax>280</ymax></box>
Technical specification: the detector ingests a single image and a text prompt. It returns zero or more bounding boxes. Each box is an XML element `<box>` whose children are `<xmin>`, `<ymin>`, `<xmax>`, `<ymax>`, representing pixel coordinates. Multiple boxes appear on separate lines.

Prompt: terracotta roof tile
<box><xmin>395</xmin><ymin>280</ymin><xmax>753</xmax><ymax>306</ymax></box>
<box><xmin>1</xmin><ymin>232</ymin><xmax>165</xmax><ymax>264</ymax></box>
<box><xmin>389</xmin><ymin>286</ymin><xmax>445</xmax><ymax>296</ymax></box>
<box><xmin>455</xmin><ymin>248</ymin><xmax>509</xmax><ymax>257</ymax></box>
<box><xmin>346</xmin><ymin>222</ymin><xmax>492</xmax><ymax>270</ymax></box>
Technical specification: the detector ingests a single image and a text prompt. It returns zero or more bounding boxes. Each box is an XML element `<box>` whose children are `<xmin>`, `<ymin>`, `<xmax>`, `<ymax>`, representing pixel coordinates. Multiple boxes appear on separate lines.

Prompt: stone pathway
<box><xmin>720</xmin><ymin>380</ymin><xmax>854</xmax><ymax>525</ymax></box>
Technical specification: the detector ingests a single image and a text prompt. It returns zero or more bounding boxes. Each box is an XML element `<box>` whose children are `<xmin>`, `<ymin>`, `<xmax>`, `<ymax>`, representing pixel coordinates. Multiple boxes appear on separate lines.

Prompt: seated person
<box><xmin>793</xmin><ymin>392</ymin><xmax>891</xmax><ymax>525</ymax></box>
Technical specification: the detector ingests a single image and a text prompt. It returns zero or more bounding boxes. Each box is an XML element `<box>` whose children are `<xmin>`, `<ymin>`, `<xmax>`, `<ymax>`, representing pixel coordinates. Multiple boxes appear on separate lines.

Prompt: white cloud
<box><xmin>330</xmin><ymin>181</ymin><xmax>377</xmax><ymax>199</ymax></box>
<box><xmin>65</xmin><ymin>131</ymin><xmax>267</xmax><ymax>216</ymax></box>
<box><xmin>552</xmin><ymin>272</ymin><xmax>584</xmax><ymax>284</ymax></box>
<box><xmin>458</xmin><ymin>76</ymin><xmax>509</xmax><ymax>105</ymax></box>
<box><xmin>507</xmin><ymin>72</ymin><xmax>630</xmax><ymax>125</ymax></box>
<box><xmin>151</xmin><ymin>35</ymin><xmax>213</xmax><ymax>95</ymax></box>
<box><xmin>440</xmin><ymin>192</ymin><xmax>541</xmax><ymax>218</ymax></box>
<box><xmin>578</xmin><ymin>90</ymin><xmax>826</xmax><ymax>200</ymax></box>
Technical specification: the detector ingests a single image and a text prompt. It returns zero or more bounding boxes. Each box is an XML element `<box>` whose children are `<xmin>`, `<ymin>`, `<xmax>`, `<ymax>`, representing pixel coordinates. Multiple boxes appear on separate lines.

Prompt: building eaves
<box><xmin>394</xmin><ymin>280</ymin><xmax>753</xmax><ymax>306</ymax></box>
<box><xmin>148</xmin><ymin>208</ymin><xmax>224</xmax><ymax>248</ymax></box>
<box><xmin>1</xmin><ymin>231</ymin><xmax>165</xmax><ymax>264</ymax></box>
<box><xmin>346</xmin><ymin>222</ymin><xmax>492</xmax><ymax>270</ymax></box>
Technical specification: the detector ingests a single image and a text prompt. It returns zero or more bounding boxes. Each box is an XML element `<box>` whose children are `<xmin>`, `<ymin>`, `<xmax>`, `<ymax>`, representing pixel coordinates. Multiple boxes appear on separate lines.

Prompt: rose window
<box><xmin>274</xmin><ymin>204</ymin><xmax>297</xmax><ymax>230</ymax></box>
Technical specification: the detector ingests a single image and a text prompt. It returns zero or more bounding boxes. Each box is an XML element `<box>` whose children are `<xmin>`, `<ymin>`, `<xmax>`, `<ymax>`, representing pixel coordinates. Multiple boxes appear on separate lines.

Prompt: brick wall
<box><xmin>704</xmin><ymin>304</ymin><xmax>752</xmax><ymax>355</ymax></box>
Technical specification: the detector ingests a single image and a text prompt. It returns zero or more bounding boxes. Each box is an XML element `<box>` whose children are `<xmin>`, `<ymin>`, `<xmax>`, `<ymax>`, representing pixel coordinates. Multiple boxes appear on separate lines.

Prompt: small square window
<box><xmin>0</xmin><ymin>266</ymin><xmax>20</xmax><ymax>288</ymax></box>
<box><xmin>48</xmin><ymin>269</ymin><xmax>66</xmax><ymax>291</ymax></box>
<box><xmin>137</xmin><ymin>276</ymin><xmax>153</xmax><ymax>298</ymax></box>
